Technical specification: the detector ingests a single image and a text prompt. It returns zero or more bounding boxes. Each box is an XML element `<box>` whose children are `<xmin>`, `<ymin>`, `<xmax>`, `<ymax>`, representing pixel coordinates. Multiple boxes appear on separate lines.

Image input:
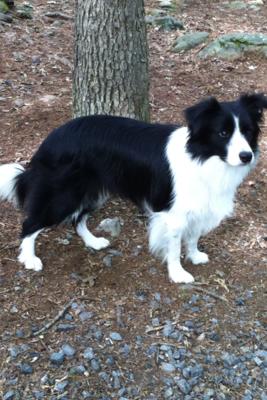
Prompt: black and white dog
<box><xmin>0</xmin><ymin>93</ymin><xmax>266</xmax><ymax>283</ymax></box>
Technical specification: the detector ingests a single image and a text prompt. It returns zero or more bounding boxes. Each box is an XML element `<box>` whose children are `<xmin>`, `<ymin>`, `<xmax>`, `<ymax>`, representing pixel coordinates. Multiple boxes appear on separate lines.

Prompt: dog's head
<box><xmin>185</xmin><ymin>93</ymin><xmax>267</xmax><ymax>166</ymax></box>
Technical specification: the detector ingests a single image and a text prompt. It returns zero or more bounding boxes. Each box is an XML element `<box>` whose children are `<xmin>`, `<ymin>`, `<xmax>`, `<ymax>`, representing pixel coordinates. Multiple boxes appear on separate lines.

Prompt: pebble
<box><xmin>61</xmin><ymin>344</ymin><xmax>76</xmax><ymax>357</ymax></box>
<box><xmin>175</xmin><ymin>378</ymin><xmax>192</xmax><ymax>394</ymax></box>
<box><xmin>10</xmin><ymin>305</ymin><xmax>18</xmax><ymax>313</ymax></box>
<box><xmin>50</xmin><ymin>351</ymin><xmax>65</xmax><ymax>365</ymax></box>
<box><xmin>110</xmin><ymin>332</ymin><xmax>123</xmax><ymax>341</ymax></box>
<box><xmin>19</xmin><ymin>363</ymin><xmax>33</xmax><ymax>374</ymax></box>
<box><xmin>32</xmin><ymin>390</ymin><xmax>45</xmax><ymax>400</ymax></box>
<box><xmin>103</xmin><ymin>254</ymin><xmax>113</xmax><ymax>268</ymax></box>
<box><xmin>83</xmin><ymin>347</ymin><xmax>95</xmax><ymax>360</ymax></box>
<box><xmin>69</xmin><ymin>365</ymin><xmax>86</xmax><ymax>375</ymax></box>
<box><xmin>56</xmin><ymin>323</ymin><xmax>76</xmax><ymax>332</ymax></box>
<box><xmin>3</xmin><ymin>391</ymin><xmax>15</xmax><ymax>400</ymax></box>
<box><xmin>91</xmin><ymin>358</ymin><xmax>101</xmax><ymax>371</ymax></box>
<box><xmin>79</xmin><ymin>311</ymin><xmax>94</xmax><ymax>321</ymax></box>
<box><xmin>15</xmin><ymin>329</ymin><xmax>25</xmax><ymax>338</ymax></box>
<box><xmin>97</xmin><ymin>217</ymin><xmax>121</xmax><ymax>237</ymax></box>
<box><xmin>161</xmin><ymin>362</ymin><xmax>176</xmax><ymax>373</ymax></box>
<box><xmin>55</xmin><ymin>380</ymin><xmax>68</xmax><ymax>392</ymax></box>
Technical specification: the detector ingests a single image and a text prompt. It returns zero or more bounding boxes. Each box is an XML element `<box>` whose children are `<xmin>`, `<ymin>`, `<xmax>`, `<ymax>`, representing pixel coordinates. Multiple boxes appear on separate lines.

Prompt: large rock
<box><xmin>172</xmin><ymin>32</ymin><xmax>209</xmax><ymax>52</ymax></box>
<box><xmin>223</xmin><ymin>0</ymin><xmax>264</xmax><ymax>9</ymax></box>
<box><xmin>198</xmin><ymin>32</ymin><xmax>267</xmax><ymax>59</ymax></box>
<box><xmin>146</xmin><ymin>15</ymin><xmax>184</xmax><ymax>31</ymax></box>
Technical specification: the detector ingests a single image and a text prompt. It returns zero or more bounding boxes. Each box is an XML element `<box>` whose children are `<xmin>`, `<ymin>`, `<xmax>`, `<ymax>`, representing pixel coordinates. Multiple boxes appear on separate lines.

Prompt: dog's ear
<box><xmin>240</xmin><ymin>93</ymin><xmax>267</xmax><ymax>122</ymax></box>
<box><xmin>185</xmin><ymin>97</ymin><xmax>221</xmax><ymax>133</ymax></box>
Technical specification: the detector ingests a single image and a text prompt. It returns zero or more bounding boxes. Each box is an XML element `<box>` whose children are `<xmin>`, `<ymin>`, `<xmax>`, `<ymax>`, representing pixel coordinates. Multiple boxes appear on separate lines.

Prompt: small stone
<box><xmin>3</xmin><ymin>391</ymin><xmax>15</xmax><ymax>400</ymax></box>
<box><xmin>10</xmin><ymin>305</ymin><xmax>18</xmax><ymax>313</ymax></box>
<box><xmin>175</xmin><ymin>378</ymin><xmax>192</xmax><ymax>394</ymax></box>
<box><xmin>69</xmin><ymin>365</ymin><xmax>86</xmax><ymax>375</ymax></box>
<box><xmin>110</xmin><ymin>332</ymin><xmax>123</xmax><ymax>341</ymax></box>
<box><xmin>204</xmin><ymin>389</ymin><xmax>215</xmax><ymax>399</ymax></box>
<box><xmin>91</xmin><ymin>358</ymin><xmax>101</xmax><ymax>371</ymax></box>
<box><xmin>152</xmin><ymin>317</ymin><xmax>160</xmax><ymax>326</ymax></box>
<box><xmin>83</xmin><ymin>347</ymin><xmax>95</xmax><ymax>360</ymax></box>
<box><xmin>14</xmin><ymin>99</ymin><xmax>25</xmax><ymax>108</ymax></box>
<box><xmin>235</xmin><ymin>298</ymin><xmax>245</xmax><ymax>306</ymax></box>
<box><xmin>39</xmin><ymin>94</ymin><xmax>57</xmax><ymax>105</ymax></box>
<box><xmin>9</xmin><ymin>345</ymin><xmax>21</xmax><ymax>359</ymax></box>
<box><xmin>163</xmin><ymin>323</ymin><xmax>174</xmax><ymax>337</ymax></box>
<box><xmin>103</xmin><ymin>254</ymin><xmax>113</xmax><ymax>268</ymax></box>
<box><xmin>50</xmin><ymin>351</ymin><xmax>65</xmax><ymax>365</ymax></box>
<box><xmin>97</xmin><ymin>217</ymin><xmax>121</xmax><ymax>237</ymax></box>
<box><xmin>32</xmin><ymin>55</ymin><xmax>41</xmax><ymax>65</ymax></box>
<box><xmin>56</xmin><ymin>323</ymin><xmax>76</xmax><ymax>332</ymax></box>
<box><xmin>254</xmin><ymin>356</ymin><xmax>262</xmax><ymax>366</ymax></box>
<box><xmin>149</xmin><ymin>266</ymin><xmax>157</xmax><ymax>275</ymax></box>
<box><xmin>55</xmin><ymin>380</ymin><xmax>69</xmax><ymax>392</ymax></box>
<box><xmin>106</xmin><ymin>355</ymin><xmax>115</xmax><ymax>366</ymax></box>
<box><xmin>32</xmin><ymin>390</ymin><xmax>45</xmax><ymax>399</ymax></box>
<box><xmin>19</xmin><ymin>363</ymin><xmax>33</xmax><ymax>374</ymax></box>
<box><xmin>15</xmin><ymin>328</ymin><xmax>25</xmax><ymax>338</ymax></box>
<box><xmin>40</xmin><ymin>373</ymin><xmax>49</xmax><ymax>384</ymax></box>
<box><xmin>61</xmin><ymin>344</ymin><xmax>76</xmax><ymax>357</ymax></box>
<box><xmin>161</xmin><ymin>362</ymin><xmax>176</xmax><ymax>373</ymax></box>
<box><xmin>221</xmin><ymin>352</ymin><xmax>239</xmax><ymax>367</ymax></box>
<box><xmin>164</xmin><ymin>387</ymin><xmax>173</xmax><ymax>398</ymax></box>
<box><xmin>64</xmin><ymin>313</ymin><xmax>73</xmax><ymax>321</ymax></box>
<box><xmin>79</xmin><ymin>311</ymin><xmax>94</xmax><ymax>321</ymax></box>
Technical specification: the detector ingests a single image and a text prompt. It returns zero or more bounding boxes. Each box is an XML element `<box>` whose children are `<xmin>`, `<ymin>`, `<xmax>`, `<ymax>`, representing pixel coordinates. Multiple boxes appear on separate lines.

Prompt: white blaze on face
<box><xmin>226</xmin><ymin>116</ymin><xmax>253</xmax><ymax>166</ymax></box>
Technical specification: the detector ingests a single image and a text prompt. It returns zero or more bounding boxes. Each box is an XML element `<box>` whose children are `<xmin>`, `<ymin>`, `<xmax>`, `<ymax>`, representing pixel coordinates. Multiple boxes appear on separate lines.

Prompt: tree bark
<box><xmin>73</xmin><ymin>0</ymin><xmax>150</xmax><ymax>121</ymax></box>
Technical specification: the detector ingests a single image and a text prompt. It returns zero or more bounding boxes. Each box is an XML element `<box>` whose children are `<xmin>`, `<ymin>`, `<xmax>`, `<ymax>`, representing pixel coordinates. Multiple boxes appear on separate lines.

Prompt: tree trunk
<box><xmin>73</xmin><ymin>0</ymin><xmax>150</xmax><ymax>121</ymax></box>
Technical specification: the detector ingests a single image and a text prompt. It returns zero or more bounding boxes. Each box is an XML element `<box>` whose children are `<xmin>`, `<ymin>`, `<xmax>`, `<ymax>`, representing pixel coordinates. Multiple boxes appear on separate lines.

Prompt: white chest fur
<box><xmin>166</xmin><ymin>127</ymin><xmax>252</xmax><ymax>236</ymax></box>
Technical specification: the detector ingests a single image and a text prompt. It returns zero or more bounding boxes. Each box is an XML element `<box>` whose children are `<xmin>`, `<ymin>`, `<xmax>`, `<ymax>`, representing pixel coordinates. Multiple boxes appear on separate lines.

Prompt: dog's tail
<box><xmin>0</xmin><ymin>163</ymin><xmax>25</xmax><ymax>207</ymax></box>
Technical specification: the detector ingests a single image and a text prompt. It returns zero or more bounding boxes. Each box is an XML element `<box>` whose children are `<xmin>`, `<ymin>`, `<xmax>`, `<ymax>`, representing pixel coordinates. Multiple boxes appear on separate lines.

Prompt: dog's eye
<box><xmin>219</xmin><ymin>131</ymin><xmax>230</xmax><ymax>138</ymax></box>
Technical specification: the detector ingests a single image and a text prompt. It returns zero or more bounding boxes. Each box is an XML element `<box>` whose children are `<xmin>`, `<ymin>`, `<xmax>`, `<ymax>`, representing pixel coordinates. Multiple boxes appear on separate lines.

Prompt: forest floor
<box><xmin>0</xmin><ymin>0</ymin><xmax>266</xmax><ymax>399</ymax></box>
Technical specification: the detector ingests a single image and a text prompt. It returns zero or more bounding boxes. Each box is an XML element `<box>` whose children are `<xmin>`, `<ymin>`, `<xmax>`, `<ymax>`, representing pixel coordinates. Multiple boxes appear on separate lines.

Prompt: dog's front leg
<box><xmin>167</xmin><ymin>228</ymin><xmax>194</xmax><ymax>284</ymax></box>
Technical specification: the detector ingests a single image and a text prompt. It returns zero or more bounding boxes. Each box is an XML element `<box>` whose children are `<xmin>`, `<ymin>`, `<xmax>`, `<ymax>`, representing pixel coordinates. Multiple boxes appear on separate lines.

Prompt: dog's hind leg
<box><xmin>18</xmin><ymin>227</ymin><xmax>43</xmax><ymax>271</ymax></box>
<box><xmin>184</xmin><ymin>231</ymin><xmax>209</xmax><ymax>265</ymax></box>
<box><xmin>76</xmin><ymin>214</ymin><xmax>110</xmax><ymax>250</ymax></box>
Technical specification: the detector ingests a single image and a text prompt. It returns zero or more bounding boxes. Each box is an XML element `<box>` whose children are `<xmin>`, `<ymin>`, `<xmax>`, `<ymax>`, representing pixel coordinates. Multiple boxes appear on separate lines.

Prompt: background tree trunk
<box><xmin>73</xmin><ymin>0</ymin><xmax>150</xmax><ymax>121</ymax></box>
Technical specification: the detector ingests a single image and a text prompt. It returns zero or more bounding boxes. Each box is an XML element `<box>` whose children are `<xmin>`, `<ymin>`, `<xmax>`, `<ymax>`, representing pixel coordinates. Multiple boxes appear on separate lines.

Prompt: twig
<box><xmin>44</xmin><ymin>11</ymin><xmax>73</xmax><ymax>20</ymax></box>
<box><xmin>151</xmin><ymin>341</ymin><xmax>183</xmax><ymax>348</ymax></box>
<box><xmin>28</xmin><ymin>296</ymin><xmax>96</xmax><ymax>338</ymax></box>
<box><xmin>193</xmin><ymin>286</ymin><xmax>229</xmax><ymax>303</ymax></box>
<box><xmin>146</xmin><ymin>318</ymin><xmax>189</xmax><ymax>334</ymax></box>
<box><xmin>28</xmin><ymin>298</ymin><xmax>75</xmax><ymax>338</ymax></box>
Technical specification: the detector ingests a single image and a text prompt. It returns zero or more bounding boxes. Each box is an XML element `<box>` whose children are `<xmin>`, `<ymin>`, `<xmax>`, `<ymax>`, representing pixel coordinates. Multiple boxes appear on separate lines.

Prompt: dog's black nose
<box><xmin>239</xmin><ymin>151</ymin><xmax>252</xmax><ymax>164</ymax></box>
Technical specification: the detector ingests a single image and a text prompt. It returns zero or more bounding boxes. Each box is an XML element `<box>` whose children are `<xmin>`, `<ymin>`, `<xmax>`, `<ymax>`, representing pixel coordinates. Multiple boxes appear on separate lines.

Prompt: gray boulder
<box><xmin>172</xmin><ymin>31</ymin><xmax>209</xmax><ymax>52</ymax></box>
<box><xmin>199</xmin><ymin>32</ymin><xmax>267</xmax><ymax>59</ymax></box>
<box><xmin>146</xmin><ymin>15</ymin><xmax>184</xmax><ymax>31</ymax></box>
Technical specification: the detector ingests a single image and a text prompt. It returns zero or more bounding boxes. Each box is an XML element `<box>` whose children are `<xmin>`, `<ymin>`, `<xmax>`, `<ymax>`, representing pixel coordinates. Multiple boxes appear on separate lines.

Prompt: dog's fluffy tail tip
<box><xmin>0</xmin><ymin>163</ymin><xmax>24</xmax><ymax>206</ymax></box>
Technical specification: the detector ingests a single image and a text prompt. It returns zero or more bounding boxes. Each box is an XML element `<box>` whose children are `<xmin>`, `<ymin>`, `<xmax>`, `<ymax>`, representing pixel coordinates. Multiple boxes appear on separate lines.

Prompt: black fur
<box><xmin>16</xmin><ymin>116</ymin><xmax>177</xmax><ymax>238</ymax></box>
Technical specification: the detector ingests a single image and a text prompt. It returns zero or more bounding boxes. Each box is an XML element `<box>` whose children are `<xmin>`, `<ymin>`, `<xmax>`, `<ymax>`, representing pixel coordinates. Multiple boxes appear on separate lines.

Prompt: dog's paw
<box><xmin>168</xmin><ymin>266</ymin><xmax>194</xmax><ymax>284</ymax></box>
<box><xmin>18</xmin><ymin>254</ymin><xmax>43</xmax><ymax>272</ymax></box>
<box><xmin>188</xmin><ymin>251</ymin><xmax>209</xmax><ymax>265</ymax></box>
<box><xmin>88</xmin><ymin>237</ymin><xmax>110</xmax><ymax>251</ymax></box>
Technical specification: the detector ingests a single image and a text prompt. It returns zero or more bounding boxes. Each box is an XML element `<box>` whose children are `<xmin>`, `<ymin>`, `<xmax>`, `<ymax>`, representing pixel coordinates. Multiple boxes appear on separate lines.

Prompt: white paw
<box><xmin>168</xmin><ymin>266</ymin><xmax>195</xmax><ymax>284</ymax></box>
<box><xmin>18</xmin><ymin>254</ymin><xmax>43</xmax><ymax>272</ymax></box>
<box><xmin>188</xmin><ymin>251</ymin><xmax>209</xmax><ymax>265</ymax></box>
<box><xmin>87</xmin><ymin>237</ymin><xmax>110</xmax><ymax>251</ymax></box>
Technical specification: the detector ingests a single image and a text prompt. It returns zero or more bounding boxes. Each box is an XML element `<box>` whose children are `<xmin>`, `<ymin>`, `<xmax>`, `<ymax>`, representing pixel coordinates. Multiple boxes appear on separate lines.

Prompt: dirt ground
<box><xmin>0</xmin><ymin>0</ymin><xmax>266</xmax><ymax>399</ymax></box>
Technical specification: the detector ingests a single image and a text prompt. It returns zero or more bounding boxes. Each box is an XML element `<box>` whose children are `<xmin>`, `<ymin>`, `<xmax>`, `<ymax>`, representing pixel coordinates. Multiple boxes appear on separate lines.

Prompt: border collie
<box><xmin>0</xmin><ymin>94</ymin><xmax>266</xmax><ymax>283</ymax></box>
